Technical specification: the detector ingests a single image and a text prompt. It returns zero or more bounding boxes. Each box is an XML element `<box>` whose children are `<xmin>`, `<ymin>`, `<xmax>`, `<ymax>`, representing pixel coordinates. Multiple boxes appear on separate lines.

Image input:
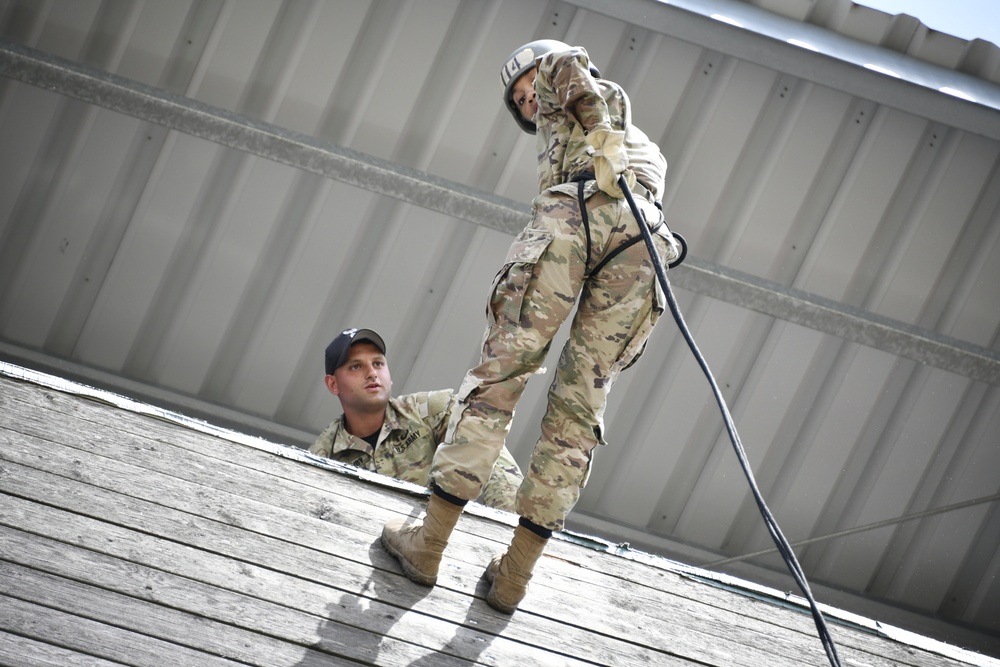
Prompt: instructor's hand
<box><xmin>586</xmin><ymin>127</ymin><xmax>635</xmax><ymax>198</ymax></box>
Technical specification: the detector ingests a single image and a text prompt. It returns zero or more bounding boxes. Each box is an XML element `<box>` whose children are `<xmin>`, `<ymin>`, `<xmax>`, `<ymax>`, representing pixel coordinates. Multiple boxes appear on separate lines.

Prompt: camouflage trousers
<box><xmin>430</xmin><ymin>182</ymin><xmax>677</xmax><ymax>531</ymax></box>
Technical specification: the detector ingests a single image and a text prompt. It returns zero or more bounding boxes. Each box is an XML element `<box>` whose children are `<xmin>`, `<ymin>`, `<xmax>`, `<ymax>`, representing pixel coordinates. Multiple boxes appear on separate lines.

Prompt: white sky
<box><xmin>853</xmin><ymin>0</ymin><xmax>1000</xmax><ymax>47</ymax></box>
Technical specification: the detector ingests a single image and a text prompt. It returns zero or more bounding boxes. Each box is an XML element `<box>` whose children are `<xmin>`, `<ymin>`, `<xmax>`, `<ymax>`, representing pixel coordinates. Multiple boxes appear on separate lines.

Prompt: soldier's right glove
<box><xmin>586</xmin><ymin>127</ymin><xmax>635</xmax><ymax>198</ymax></box>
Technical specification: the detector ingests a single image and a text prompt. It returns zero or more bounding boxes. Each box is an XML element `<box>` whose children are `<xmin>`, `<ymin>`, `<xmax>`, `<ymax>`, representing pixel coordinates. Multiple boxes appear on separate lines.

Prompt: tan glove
<box><xmin>586</xmin><ymin>127</ymin><xmax>635</xmax><ymax>198</ymax></box>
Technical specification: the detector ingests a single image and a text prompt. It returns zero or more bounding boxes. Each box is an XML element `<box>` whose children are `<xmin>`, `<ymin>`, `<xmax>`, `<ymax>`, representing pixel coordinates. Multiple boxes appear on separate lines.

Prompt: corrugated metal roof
<box><xmin>1</xmin><ymin>0</ymin><xmax>998</xmax><ymax>654</ymax></box>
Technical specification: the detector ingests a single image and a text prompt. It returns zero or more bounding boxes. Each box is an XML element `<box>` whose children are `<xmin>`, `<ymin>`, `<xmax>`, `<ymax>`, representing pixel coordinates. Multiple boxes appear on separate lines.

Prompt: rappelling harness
<box><xmin>572</xmin><ymin>173</ymin><xmax>687</xmax><ymax>280</ymax></box>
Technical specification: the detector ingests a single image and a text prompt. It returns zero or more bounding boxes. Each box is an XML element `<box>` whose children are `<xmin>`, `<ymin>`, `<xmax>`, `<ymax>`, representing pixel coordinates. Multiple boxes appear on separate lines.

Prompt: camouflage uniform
<box><xmin>309</xmin><ymin>389</ymin><xmax>522</xmax><ymax>512</ymax></box>
<box><xmin>430</xmin><ymin>46</ymin><xmax>678</xmax><ymax>531</ymax></box>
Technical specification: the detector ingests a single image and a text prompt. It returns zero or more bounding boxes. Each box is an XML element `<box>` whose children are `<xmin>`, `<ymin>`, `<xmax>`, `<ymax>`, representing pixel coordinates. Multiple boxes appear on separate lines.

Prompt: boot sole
<box><xmin>380</xmin><ymin>533</ymin><xmax>437</xmax><ymax>586</ymax></box>
<box><xmin>485</xmin><ymin>585</ymin><xmax>518</xmax><ymax>614</ymax></box>
<box><xmin>483</xmin><ymin>566</ymin><xmax>518</xmax><ymax>614</ymax></box>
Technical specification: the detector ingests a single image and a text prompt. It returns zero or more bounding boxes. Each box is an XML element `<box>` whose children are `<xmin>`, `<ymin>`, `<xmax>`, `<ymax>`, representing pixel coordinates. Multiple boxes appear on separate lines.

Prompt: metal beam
<box><xmin>2</xmin><ymin>40</ymin><xmax>998</xmax><ymax>385</ymax></box>
<box><xmin>0</xmin><ymin>40</ymin><xmax>529</xmax><ymax>236</ymax></box>
<box><xmin>675</xmin><ymin>258</ymin><xmax>1000</xmax><ymax>385</ymax></box>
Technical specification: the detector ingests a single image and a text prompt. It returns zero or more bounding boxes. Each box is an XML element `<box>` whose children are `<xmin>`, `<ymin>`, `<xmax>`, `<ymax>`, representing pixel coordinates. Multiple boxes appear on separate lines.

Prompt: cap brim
<box><xmin>348</xmin><ymin>328</ymin><xmax>386</xmax><ymax>356</ymax></box>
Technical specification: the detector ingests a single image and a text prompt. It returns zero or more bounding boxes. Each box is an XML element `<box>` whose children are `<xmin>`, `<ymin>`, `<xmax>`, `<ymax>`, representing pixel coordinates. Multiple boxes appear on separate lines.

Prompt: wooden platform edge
<box><xmin>2</xmin><ymin>360</ymin><xmax>997</xmax><ymax>667</ymax></box>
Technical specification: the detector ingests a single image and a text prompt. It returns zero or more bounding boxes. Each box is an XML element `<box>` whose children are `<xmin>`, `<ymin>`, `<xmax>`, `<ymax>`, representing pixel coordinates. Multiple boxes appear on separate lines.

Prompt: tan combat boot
<box><xmin>484</xmin><ymin>524</ymin><xmax>548</xmax><ymax>613</ymax></box>
<box><xmin>381</xmin><ymin>493</ymin><xmax>464</xmax><ymax>586</ymax></box>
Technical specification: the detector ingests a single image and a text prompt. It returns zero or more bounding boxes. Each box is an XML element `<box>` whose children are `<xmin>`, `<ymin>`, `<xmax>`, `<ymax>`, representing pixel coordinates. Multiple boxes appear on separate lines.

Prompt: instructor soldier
<box><xmin>310</xmin><ymin>327</ymin><xmax>523</xmax><ymax>512</ymax></box>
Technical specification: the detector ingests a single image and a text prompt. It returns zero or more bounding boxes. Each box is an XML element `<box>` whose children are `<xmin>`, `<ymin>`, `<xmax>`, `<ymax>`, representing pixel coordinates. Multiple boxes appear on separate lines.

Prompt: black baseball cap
<box><xmin>325</xmin><ymin>328</ymin><xmax>387</xmax><ymax>375</ymax></box>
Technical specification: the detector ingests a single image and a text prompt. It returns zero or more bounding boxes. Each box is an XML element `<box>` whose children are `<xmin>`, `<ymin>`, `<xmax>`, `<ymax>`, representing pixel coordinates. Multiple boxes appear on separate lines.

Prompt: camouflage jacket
<box><xmin>309</xmin><ymin>390</ymin><xmax>522</xmax><ymax>512</ymax></box>
<box><xmin>533</xmin><ymin>45</ymin><xmax>667</xmax><ymax>199</ymax></box>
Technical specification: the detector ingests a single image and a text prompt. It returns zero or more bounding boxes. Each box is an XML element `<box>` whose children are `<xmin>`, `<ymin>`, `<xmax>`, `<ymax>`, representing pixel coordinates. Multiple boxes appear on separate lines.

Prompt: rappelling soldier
<box><xmin>381</xmin><ymin>39</ymin><xmax>680</xmax><ymax>613</ymax></box>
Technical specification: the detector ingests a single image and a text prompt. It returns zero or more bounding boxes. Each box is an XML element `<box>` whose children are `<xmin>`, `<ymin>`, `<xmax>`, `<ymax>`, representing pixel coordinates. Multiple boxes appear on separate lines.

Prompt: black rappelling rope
<box><xmin>618</xmin><ymin>174</ymin><xmax>842</xmax><ymax>667</ymax></box>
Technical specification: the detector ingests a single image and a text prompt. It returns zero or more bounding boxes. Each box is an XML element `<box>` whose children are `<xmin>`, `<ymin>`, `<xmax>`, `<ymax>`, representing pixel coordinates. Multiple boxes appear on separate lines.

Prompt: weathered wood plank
<box><xmin>0</xmin><ymin>380</ymin><xmax>968</xmax><ymax>665</ymax></box>
<box><xmin>0</xmin><ymin>631</ymin><xmax>128</xmax><ymax>667</ymax></box>
<box><xmin>0</xmin><ymin>375</ymin><xmax>981</xmax><ymax>667</ymax></box>
<box><xmin>0</xmin><ymin>488</ymin><xmax>642</xmax><ymax>667</ymax></box>
<box><xmin>1</xmin><ymin>376</ymin><xmax>817</xmax><ymax>623</ymax></box>
<box><xmin>0</xmin><ymin>560</ymin><xmax>454</xmax><ymax>667</ymax></box>
<box><xmin>0</xmin><ymin>594</ymin><xmax>248</xmax><ymax>667</ymax></box>
<box><xmin>0</xmin><ymin>373</ymin><xmax>438</xmax><ymax>529</ymax></box>
<box><xmin>0</xmin><ymin>559</ymin><xmax>386</xmax><ymax>667</ymax></box>
<box><xmin>0</xmin><ymin>521</ymin><xmax>597</xmax><ymax>667</ymax></box>
<box><xmin>0</xmin><ymin>433</ymin><xmax>832</xmax><ymax>667</ymax></box>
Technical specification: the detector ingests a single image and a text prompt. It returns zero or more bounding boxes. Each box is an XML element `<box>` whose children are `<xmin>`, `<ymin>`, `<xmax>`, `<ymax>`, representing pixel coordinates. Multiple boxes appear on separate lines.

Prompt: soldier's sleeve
<box><xmin>425</xmin><ymin>389</ymin><xmax>456</xmax><ymax>443</ymax></box>
<box><xmin>308</xmin><ymin>423</ymin><xmax>336</xmax><ymax>457</ymax></box>
<box><xmin>537</xmin><ymin>46</ymin><xmax>611</xmax><ymax>133</ymax></box>
<box><xmin>480</xmin><ymin>445</ymin><xmax>524</xmax><ymax>513</ymax></box>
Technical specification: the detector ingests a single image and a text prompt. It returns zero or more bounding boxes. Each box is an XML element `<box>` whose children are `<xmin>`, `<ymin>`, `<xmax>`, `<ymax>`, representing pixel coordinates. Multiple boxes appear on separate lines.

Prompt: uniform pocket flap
<box><xmin>504</xmin><ymin>227</ymin><xmax>554</xmax><ymax>265</ymax></box>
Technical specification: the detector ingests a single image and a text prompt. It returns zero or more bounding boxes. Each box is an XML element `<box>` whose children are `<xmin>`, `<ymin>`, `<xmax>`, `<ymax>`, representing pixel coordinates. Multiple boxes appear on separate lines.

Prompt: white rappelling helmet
<box><xmin>500</xmin><ymin>39</ymin><xmax>600</xmax><ymax>134</ymax></box>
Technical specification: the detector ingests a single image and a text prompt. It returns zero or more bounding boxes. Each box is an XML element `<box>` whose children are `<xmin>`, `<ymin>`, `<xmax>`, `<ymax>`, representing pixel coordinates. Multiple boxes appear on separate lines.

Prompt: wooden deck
<box><xmin>1</xmin><ymin>365</ymin><xmax>996</xmax><ymax>667</ymax></box>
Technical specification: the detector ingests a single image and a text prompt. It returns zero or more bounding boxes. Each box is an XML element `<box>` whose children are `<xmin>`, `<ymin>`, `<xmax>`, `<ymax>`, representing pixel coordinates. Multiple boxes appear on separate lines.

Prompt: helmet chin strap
<box><xmin>618</xmin><ymin>174</ymin><xmax>843</xmax><ymax>667</ymax></box>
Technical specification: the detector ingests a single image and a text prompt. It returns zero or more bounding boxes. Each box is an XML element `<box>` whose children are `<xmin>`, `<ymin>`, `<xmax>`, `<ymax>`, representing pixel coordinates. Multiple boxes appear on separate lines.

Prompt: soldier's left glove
<box><xmin>586</xmin><ymin>127</ymin><xmax>635</xmax><ymax>198</ymax></box>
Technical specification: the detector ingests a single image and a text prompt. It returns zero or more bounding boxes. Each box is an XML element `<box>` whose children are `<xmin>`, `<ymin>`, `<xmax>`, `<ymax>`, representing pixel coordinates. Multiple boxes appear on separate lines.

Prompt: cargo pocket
<box><xmin>442</xmin><ymin>373</ymin><xmax>482</xmax><ymax>447</ymax></box>
<box><xmin>613</xmin><ymin>285</ymin><xmax>662</xmax><ymax>375</ymax></box>
<box><xmin>488</xmin><ymin>227</ymin><xmax>554</xmax><ymax>332</ymax></box>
